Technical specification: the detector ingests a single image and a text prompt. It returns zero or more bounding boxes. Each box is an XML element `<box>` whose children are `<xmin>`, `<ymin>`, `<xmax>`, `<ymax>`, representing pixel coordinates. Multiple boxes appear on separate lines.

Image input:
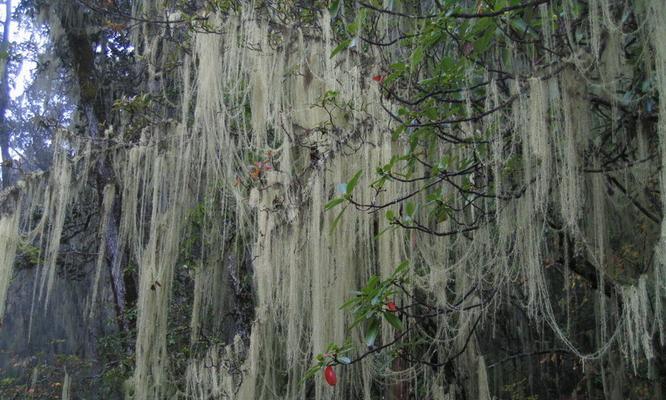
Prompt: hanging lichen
<box><xmin>1</xmin><ymin>0</ymin><xmax>666</xmax><ymax>398</ymax></box>
<box><xmin>0</xmin><ymin>197</ymin><xmax>20</xmax><ymax>320</ymax></box>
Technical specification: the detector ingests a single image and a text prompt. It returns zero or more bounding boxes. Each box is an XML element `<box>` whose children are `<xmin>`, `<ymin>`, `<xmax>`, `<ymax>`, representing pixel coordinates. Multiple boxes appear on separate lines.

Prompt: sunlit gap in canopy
<box><xmin>1</xmin><ymin>1</ymin><xmax>65</xmax><ymax>175</ymax></box>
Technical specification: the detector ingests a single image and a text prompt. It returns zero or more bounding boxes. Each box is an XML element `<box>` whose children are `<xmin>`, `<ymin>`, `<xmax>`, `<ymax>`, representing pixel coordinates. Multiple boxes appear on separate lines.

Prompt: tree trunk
<box><xmin>63</xmin><ymin>7</ymin><xmax>129</xmax><ymax>333</ymax></box>
<box><xmin>0</xmin><ymin>0</ymin><xmax>12</xmax><ymax>188</ymax></box>
<box><xmin>390</xmin><ymin>350</ymin><xmax>407</xmax><ymax>400</ymax></box>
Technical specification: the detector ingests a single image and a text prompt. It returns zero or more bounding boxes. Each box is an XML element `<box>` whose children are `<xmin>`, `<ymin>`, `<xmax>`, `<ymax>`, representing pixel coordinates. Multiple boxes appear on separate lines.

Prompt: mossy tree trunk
<box><xmin>0</xmin><ymin>0</ymin><xmax>12</xmax><ymax>188</ymax></box>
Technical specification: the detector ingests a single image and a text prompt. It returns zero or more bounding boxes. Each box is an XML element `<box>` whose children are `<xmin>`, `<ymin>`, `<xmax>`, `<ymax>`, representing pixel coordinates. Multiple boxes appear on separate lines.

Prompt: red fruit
<box><xmin>372</xmin><ymin>74</ymin><xmax>383</xmax><ymax>82</ymax></box>
<box><xmin>324</xmin><ymin>365</ymin><xmax>337</xmax><ymax>386</ymax></box>
<box><xmin>387</xmin><ymin>301</ymin><xmax>398</xmax><ymax>312</ymax></box>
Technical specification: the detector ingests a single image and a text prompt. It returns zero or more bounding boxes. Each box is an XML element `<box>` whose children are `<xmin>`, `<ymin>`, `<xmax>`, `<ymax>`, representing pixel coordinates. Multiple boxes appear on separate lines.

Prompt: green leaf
<box><xmin>472</xmin><ymin>17</ymin><xmax>494</xmax><ymax>34</ymax></box>
<box><xmin>384</xmin><ymin>312</ymin><xmax>403</xmax><ymax>330</ymax></box>
<box><xmin>391</xmin><ymin>125</ymin><xmax>406</xmax><ymax>141</ymax></box>
<box><xmin>330</xmin><ymin>39</ymin><xmax>351</xmax><ymax>59</ymax></box>
<box><xmin>390</xmin><ymin>61</ymin><xmax>407</xmax><ymax>73</ymax></box>
<box><xmin>371</xmin><ymin>175</ymin><xmax>388</xmax><ymax>190</ymax></box>
<box><xmin>511</xmin><ymin>17</ymin><xmax>528</xmax><ymax>33</ymax></box>
<box><xmin>329</xmin><ymin>205</ymin><xmax>348</xmax><ymax>233</ymax></box>
<box><xmin>340</xmin><ymin>296</ymin><xmax>360</xmax><ymax>310</ymax></box>
<box><xmin>329</xmin><ymin>0</ymin><xmax>341</xmax><ymax>18</ymax></box>
<box><xmin>349</xmin><ymin>314</ymin><xmax>366</xmax><ymax>330</ymax></box>
<box><xmin>325</xmin><ymin>197</ymin><xmax>346</xmax><ymax>211</ymax></box>
<box><xmin>473</xmin><ymin>27</ymin><xmax>495</xmax><ymax>54</ymax></box>
<box><xmin>348</xmin><ymin>8</ymin><xmax>367</xmax><ymax>35</ymax></box>
<box><xmin>337</xmin><ymin>356</ymin><xmax>352</xmax><ymax>365</ymax></box>
<box><xmin>434</xmin><ymin>205</ymin><xmax>449</xmax><ymax>222</ymax></box>
<box><xmin>346</xmin><ymin>170</ymin><xmax>363</xmax><ymax>193</ymax></box>
<box><xmin>366</xmin><ymin>276</ymin><xmax>380</xmax><ymax>290</ymax></box>
<box><xmin>393</xmin><ymin>260</ymin><xmax>410</xmax><ymax>277</ymax></box>
<box><xmin>300</xmin><ymin>364</ymin><xmax>323</xmax><ymax>384</ymax></box>
<box><xmin>405</xmin><ymin>202</ymin><xmax>415</xmax><ymax>217</ymax></box>
<box><xmin>423</xmin><ymin>29</ymin><xmax>443</xmax><ymax>47</ymax></box>
<box><xmin>493</xmin><ymin>0</ymin><xmax>509</xmax><ymax>10</ymax></box>
<box><xmin>385</xmin><ymin>210</ymin><xmax>395</xmax><ymax>221</ymax></box>
<box><xmin>322</xmin><ymin>90</ymin><xmax>339</xmax><ymax>103</ymax></box>
<box><xmin>384</xmin><ymin>62</ymin><xmax>406</xmax><ymax>85</ymax></box>
<box><xmin>365</xmin><ymin>319</ymin><xmax>380</xmax><ymax>347</ymax></box>
<box><xmin>510</xmin><ymin>17</ymin><xmax>537</xmax><ymax>38</ymax></box>
<box><xmin>410</xmin><ymin>47</ymin><xmax>424</xmax><ymax>70</ymax></box>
